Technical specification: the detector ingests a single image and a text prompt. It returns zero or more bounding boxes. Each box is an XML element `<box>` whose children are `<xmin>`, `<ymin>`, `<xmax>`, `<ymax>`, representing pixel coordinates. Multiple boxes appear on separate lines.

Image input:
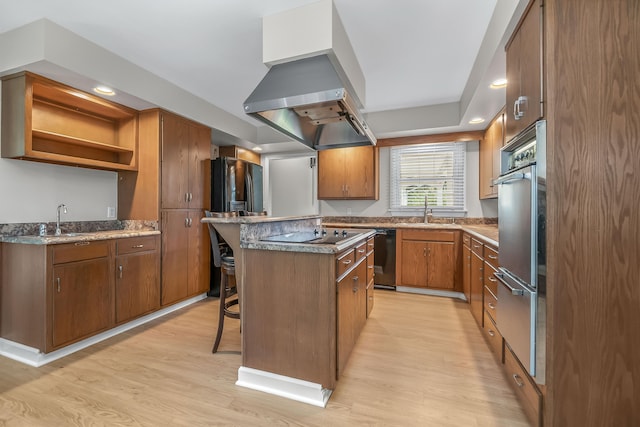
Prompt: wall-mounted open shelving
<box><xmin>1</xmin><ymin>71</ymin><xmax>139</xmax><ymax>171</ymax></box>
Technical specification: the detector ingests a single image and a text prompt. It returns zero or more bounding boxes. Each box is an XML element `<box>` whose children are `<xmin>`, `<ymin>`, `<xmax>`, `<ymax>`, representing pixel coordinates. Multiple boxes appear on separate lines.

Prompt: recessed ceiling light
<box><xmin>253</xmin><ymin>146</ymin><xmax>263</xmax><ymax>152</ymax></box>
<box><xmin>490</xmin><ymin>78</ymin><xmax>507</xmax><ymax>89</ymax></box>
<box><xmin>93</xmin><ymin>85</ymin><xmax>115</xmax><ymax>96</ymax></box>
<box><xmin>469</xmin><ymin>117</ymin><xmax>485</xmax><ymax>124</ymax></box>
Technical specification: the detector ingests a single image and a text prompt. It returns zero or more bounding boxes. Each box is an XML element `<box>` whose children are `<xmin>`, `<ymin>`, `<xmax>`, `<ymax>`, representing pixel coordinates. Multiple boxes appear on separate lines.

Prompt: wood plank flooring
<box><xmin>0</xmin><ymin>290</ymin><xmax>530</xmax><ymax>426</ymax></box>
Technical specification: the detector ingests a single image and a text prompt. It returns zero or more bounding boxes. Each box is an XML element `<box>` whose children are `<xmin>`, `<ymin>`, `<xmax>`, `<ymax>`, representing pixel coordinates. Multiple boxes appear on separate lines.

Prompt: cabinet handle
<box><xmin>74</xmin><ymin>241</ymin><xmax>90</xmax><ymax>246</ymax></box>
<box><xmin>368</xmin><ymin>265</ymin><xmax>374</xmax><ymax>269</ymax></box>
<box><xmin>488</xmin><ymin>302</ymin><xmax>496</xmax><ymax>310</ymax></box>
<box><xmin>118</xmin><ymin>265</ymin><xmax>123</xmax><ymax>279</ymax></box>
<box><xmin>185</xmin><ymin>218</ymin><xmax>189</xmax><ymax>228</ymax></box>
<box><xmin>358</xmin><ymin>249</ymin><xmax>366</xmax><ymax>254</ymax></box>
<box><xmin>56</xmin><ymin>277</ymin><xmax>61</xmax><ymax>293</ymax></box>
<box><xmin>189</xmin><ymin>218</ymin><xmax>193</xmax><ymax>227</ymax></box>
<box><xmin>342</xmin><ymin>259</ymin><xmax>352</xmax><ymax>266</ymax></box>
<box><xmin>487</xmin><ymin>254</ymin><xmax>498</xmax><ymax>260</ymax></box>
<box><xmin>512</xmin><ymin>374</ymin><xmax>525</xmax><ymax>388</ymax></box>
<box><xmin>488</xmin><ymin>329</ymin><xmax>495</xmax><ymax>337</ymax></box>
<box><xmin>189</xmin><ymin>193</ymin><xmax>193</xmax><ymax>202</ymax></box>
<box><xmin>185</xmin><ymin>193</ymin><xmax>189</xmax><ymax>202</ymax></box>
<box><xmin>423</xmin><ymin>247</ymin><xmax>427</xmax><ymax>257</ymax></box>
<box><xmin>132</xmin><ymin>244</ymin><xmax>144</xmax><ymax>249</ymax></box>
<box><xmin>488</xmin><ymin>276</ymin><xmax>497</xmax><ymax>282</ymax></box>
<box><xmin>353</xmin><ymin>275</ymin><xmax>359</xmax><ymax>292</ymax></box>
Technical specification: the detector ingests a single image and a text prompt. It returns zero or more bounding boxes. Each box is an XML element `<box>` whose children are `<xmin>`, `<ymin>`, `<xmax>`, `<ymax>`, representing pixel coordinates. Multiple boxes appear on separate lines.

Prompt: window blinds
<box><xmin>390</xmin><ymin>142</ymin><xmax>465</xmax><ymax>212</ymax></box>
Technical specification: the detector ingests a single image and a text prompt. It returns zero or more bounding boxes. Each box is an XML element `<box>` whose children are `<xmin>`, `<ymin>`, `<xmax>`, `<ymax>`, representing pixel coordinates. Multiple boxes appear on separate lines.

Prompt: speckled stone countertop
<box><xmin>0</xmin><ymin>220</ymin><xmax>159</xmax><ymax>245</ymax></box>
<box><xmin>322</xmin><ymin>216</ymin><xmax>499</xmax><ymax>247</ymax></box>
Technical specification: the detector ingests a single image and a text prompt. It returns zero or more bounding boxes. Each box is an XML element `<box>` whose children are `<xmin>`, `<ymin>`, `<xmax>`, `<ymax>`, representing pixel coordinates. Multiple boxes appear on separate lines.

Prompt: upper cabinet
<box><xmin>1</xmin><ymin>72</ymin><xmax>138</xmax><ymax>171</ymax></box>
<box><xmin>218</xmin><ymin>145</ymin><xmax>261</xmax><ymax>165</ymax></box>
<box><xmin>505</xmin><ymin>0</ymin><xmax>544</xmax><ymax>142</ymax></box>
<box><xmin>479</xmin><ymin>109</ymin><xmax>505</xmax><ymax>199</ymax></box>
<box><xmin>317</xmin><ymin>146</ymin><xmax>379</xmax><ymax>200</ymax></box>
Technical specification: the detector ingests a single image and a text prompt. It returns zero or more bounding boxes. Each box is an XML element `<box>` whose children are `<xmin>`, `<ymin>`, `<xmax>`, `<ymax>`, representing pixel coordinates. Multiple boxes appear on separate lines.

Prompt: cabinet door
<box><xmin>462</xmin><ymin>243</ymin><xmax>471</xmax><ymax>303</ymax></box>
<box><xmin>52</xmin><ymin>259</ymin><xmax>112</xmax><ymax>348</ymax></box>
<box><xmin>470</xmin><ymin>252</ymin><xmax>484</xmax><ymax>327</ymax></box>
<box><xmin>336</xmin><ymin>260</ymin><xmax>367</xmax><ymax>377</ymax></box>
<box><xmin>161</xmin><ymin>112</ymin><xmax>190</xmax><ymax>209</ymax></box>
<box><xmin>400</xmin><ymin>240</ymin><xmax>428</xmax><ymax>287</ymax></box>
<box><xmin>317</xmin><ymin>149</ymin><xmax>345</xmax><ymax>198</ymax></box>
<box><xmin>187</xmin><ymin>210</ymin><xmax>210</xmax><ymax>296</ymax></box>
<box><xmin>505</xmin><ymin>0</ymin><xmax>543</xmax><ymax>141</ymax></box>
<box><xmin>161</xmin><ymin>210</ymin><xmax>190</xmax><ymax>305</ymax></box>
<box><xmin>426</xmin><ymin>241</ymin><xmax>455</xmax><ymax>289</ymax></box>
<box><xmin>187</xmin><ymin>123</ymin><xmax>211</xmax><ymax>209</ymax></box>
<box><xmin>116</xmin><ymin>251</ymin><xmax>160</xmax><ymax>324</ymax></box>
<box><xmin>344</xmin><ymin>146</ymin><xmax>376</xmax><ymax>198</ymax></box>
<box><xmin>480</xmin><ymin>112</ymin><xmax>504</xmax><ymax>200</ymax></box>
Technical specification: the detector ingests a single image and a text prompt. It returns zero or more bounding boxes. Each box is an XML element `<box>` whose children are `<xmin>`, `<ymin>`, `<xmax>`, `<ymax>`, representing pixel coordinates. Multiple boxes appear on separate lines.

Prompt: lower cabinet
<box><xmin>115</xmin><ymin>236</ymin><xmax>160</xmax><ymax>324</ymax></box>
<box><xmin>366</xmin><ymin>237</ymin><xmax>375</xmax><ymax>317</ymax></box>
<box><xmin>161</xmin><ymin>209</ymin><xmax>209</xmax><ymax>306</ymax></box>
<box><xmin>397</xmin><ymin>229</ymin><xmax>459</xmax><ymax>290</ymax></box>
<box><xmin>470</xmin><ymin>241</ymin><xmax>484</xmax><ymax>327</ymax></box>
<box><xmin>0</xmin><ymin>234</ymin><xmax>160</xmax><ymax>353</ymax></box>
<box><xmin>337</xmin><ymin>259</ymin><xmax>367</xmax><ymax>376</ymax></box>
<box><xmin>52</xmin><ymin>242</ymin><xmax>112</xmax><ymax>348</ymax></box>
<box><xmin>504</xmin><ymin>343</ymin><xmax>543</xmax><ymax>427</ymax></box>
<box><xmin>462</xmin><ymin>233</ymin><xmax>472</xmax><ymax>302</ymax></box>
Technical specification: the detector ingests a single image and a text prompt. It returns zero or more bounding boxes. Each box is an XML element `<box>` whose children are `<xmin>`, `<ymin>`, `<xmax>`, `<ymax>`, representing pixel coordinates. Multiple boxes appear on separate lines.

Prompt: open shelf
<box><xmin>1</xmin><ymin>72</ymin><xmax>139</xmax><ymax>171</ymax></box>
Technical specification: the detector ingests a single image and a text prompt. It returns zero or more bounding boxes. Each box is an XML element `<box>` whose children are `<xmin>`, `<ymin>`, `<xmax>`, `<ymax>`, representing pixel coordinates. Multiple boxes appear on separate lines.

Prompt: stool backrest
<box><xmin>205</xmin><ymin>210</ymin><xmax>238</xmax><ymax>268</ymax></box>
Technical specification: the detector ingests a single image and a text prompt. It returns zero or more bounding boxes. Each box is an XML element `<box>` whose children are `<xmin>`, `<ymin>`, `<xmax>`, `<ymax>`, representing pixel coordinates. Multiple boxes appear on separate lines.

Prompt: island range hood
<box><xmin>243</xmin><ymin>54</ymin><xmax>376</xmax><ymax>150</ymax></box>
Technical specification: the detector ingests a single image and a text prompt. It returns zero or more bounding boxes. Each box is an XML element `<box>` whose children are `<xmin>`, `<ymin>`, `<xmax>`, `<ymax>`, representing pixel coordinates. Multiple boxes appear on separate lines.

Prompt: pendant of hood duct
<box><xmin>243</xmin><ymin>54</ymin><xmax>376</xmax><ymax>150</ymax></box>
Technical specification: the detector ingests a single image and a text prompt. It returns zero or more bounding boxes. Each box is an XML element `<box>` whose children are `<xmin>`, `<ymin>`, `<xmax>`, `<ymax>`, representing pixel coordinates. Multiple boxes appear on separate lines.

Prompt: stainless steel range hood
<box><xmin>243</xmin><ymin>54</ymin><xmax>376</xmax><ymax>150</ymax></box>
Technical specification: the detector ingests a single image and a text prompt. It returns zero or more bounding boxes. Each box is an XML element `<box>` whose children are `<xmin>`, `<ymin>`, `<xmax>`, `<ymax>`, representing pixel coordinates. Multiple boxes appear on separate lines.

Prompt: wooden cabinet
<box><xmin>365</xmin><ymin>237</ymin><xmax>375</xmax><ymax>318</ymax></box>
<box><xmin>337</xmin><ymin>252</ymin><xmax>367</xmax><ymax>377</ymax></box>
<box><xmin>161</xmin><ymin>112</ymin><xmax>211</xmax><ymax>210</ymax></box>
<box><xmin>505</xmin><ymin>0</ymin><xmax>544</xmax><ymax>142</ymax></box>
<box><xmin>119</xmin><ymin>109</ymin><xmax>211</xmax><ymax>306</ymax></box>
<box><xmin>462</xmin><ymin>233</ymin><xmax>471</xmax><ymax>303</ymax></box>
<box><xmin>479</xmin><ymin>109</ymin><xmax>505</xmax><ymax>199</ymax></box>
<box><xmin>470</xmin><ymin>238</ymin><xmax>484</xmax><ymax>327</ymax></box>
<box><xmin>504</xmin><ymin>343</ymin><xmax>543</xmax><ymax>426</ymax></box>
<box><xmin>1</xmin><ymin>72</ymin><xmax>138</xmax><ymax>171</ymax></box>
<box><xmin>1</xmin><ymin>235</ymin><xmax>160</xmax><ymax>353</ymax></box>
<box><xmin>51</xmin><ymin>241</ymin><xmax>113</xmax><ymax>348</ymax></box>
<box><xmin>161</xmin><ymin>210</ymin><xmax>209</xmax><ymax>306</ymax></box>
<box><xmin>115</xmin><ymin>236</ymin><xmax>160</xmax><ymax>324</ymax></box>
<box><xmin>218</xmin><ymin>145</ymin><xmax>261</xmax><ymax>165</ymax></box>
<box><xmin>317</xmin><ymin>146</ymin><xmax>379</xmax><ymax>199</ymax></box>
<box><xmin>396</xmin><ymin>229</ymin><xmax>458</xmax><ymax>290</ymax></box>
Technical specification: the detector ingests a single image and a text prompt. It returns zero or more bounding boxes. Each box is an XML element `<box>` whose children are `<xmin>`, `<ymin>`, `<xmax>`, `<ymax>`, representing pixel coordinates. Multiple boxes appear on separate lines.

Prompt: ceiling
<box><xmin>0</xmin><ymin>0</ymin><xmax>528</xmax><ymax>153</ymax></box>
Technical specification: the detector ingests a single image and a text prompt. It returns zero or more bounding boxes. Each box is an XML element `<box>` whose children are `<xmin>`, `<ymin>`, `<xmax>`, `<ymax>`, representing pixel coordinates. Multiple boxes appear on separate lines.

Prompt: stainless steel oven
<box><xmin>493</xmin><ymin>120</ymin><xmax>546</xmax><ymax>385</ymax></box>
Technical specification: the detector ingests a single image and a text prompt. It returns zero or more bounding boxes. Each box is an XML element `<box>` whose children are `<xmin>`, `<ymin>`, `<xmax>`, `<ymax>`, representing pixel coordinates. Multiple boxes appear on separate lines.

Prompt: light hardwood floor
<box><xmin>0</xmin><ymin>290</ymin><xmax>530</xmax><ymax>426</ymax></box>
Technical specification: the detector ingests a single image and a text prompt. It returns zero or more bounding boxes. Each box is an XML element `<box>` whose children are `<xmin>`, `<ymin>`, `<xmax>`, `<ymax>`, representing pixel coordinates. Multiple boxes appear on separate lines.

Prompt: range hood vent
<box><xmin>243</xmin><ymin>54</ymin><xmax>376</xmax><ymax>150</ymax></box>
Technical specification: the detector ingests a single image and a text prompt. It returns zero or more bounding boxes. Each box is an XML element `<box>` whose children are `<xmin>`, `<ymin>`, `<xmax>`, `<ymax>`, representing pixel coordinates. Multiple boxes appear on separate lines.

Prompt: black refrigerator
<box><xmin>211</xmin><ymin>157</ymin><xmax>263</xmax><ymax>213</ymax></box>
<box><xmin>209</xmin><ymin>157</ymin><xmax>263</xmax><ymax>296</ymax></box>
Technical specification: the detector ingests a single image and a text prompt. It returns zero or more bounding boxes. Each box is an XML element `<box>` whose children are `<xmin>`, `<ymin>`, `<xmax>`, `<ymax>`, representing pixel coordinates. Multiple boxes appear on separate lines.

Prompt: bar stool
<box><xmin>204</xmin><ymin>211</ymin><xmax>240</xmax><ymax>353</ymax></box>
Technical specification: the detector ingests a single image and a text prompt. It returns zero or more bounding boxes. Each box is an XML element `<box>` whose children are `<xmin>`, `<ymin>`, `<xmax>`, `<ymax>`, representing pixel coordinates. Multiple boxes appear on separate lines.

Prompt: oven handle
<box><xmin>493</xmin><ymin>172</ymin><xmax>530</xmax><ymax>186</ymax></box>
<box><xmin>494</xmin><ymin>272</ymin><xmax>525</xmax><ymax>296</ymax></box>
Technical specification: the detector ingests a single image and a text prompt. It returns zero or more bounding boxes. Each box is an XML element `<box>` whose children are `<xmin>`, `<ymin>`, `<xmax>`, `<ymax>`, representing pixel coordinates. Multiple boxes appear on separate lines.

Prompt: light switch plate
<box><xmin>107</xmin><ymin>206</ymin><xmax>116</xmax><ymax>218</ymax></box>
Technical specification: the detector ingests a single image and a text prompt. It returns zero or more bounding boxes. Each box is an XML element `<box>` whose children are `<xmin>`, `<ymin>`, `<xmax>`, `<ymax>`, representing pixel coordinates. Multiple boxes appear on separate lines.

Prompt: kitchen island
<box><xmin>202</xmin><ymin>215</ymin><xmax>375</xmax><ymax>407</ymax></box>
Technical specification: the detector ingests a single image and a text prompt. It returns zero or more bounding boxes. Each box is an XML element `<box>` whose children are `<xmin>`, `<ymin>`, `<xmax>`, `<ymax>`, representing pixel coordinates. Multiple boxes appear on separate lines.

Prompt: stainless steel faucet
<box><xmin>55</xmin><ymin>204</ymin><xmax>67</xmax><ymax>236</ymax></box>
<box><xmin>423</xmin><ymin>195</ymin><xmax>432</xmax><ymax>223</ymax></box>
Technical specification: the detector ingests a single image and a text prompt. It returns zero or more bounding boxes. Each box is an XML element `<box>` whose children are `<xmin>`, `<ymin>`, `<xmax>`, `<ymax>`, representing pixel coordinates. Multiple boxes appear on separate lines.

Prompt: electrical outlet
<box><xmin>107</xmin><ymin>206</ymin><xmax>116</xmax><ymax>218</ymax></box>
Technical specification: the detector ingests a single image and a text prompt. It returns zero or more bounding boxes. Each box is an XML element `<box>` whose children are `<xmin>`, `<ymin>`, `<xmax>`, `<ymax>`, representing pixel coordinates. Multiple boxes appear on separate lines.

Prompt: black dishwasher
<box><xmin>373</xmin><ymin>229</ymin><xmax>396</xmax><ymax>289</ymax></box>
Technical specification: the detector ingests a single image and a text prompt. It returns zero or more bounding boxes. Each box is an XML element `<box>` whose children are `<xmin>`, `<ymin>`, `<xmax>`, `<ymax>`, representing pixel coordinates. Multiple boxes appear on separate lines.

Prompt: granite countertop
<box><xmin>0</xmin><ymin>229</ymin><xmax>160</xmax><ymax>245</ymax></box>
<box><xmin>244</xmin><ymin>229</ymin><xmax>377</xmax><ymax>254</ymax></box>
<box><xmin>323</xmin><ymin>220</ymin><xmax>498</xmax><ymax>247</ymax></box>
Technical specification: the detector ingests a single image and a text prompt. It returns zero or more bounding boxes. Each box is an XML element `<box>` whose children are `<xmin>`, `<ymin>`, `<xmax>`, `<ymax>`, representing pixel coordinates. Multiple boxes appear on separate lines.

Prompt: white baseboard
<box><xmin>0</xmin><ymin>293</ymin><xmax>208</xmax><ymax>367</ymax></box>
<box><xmin>396</xmin><ymin>286</ymin><xmax>466</xmax><ymax>301</ymax></box>
<box><xmin>236</xmin><ymin>366</ymin><xmax>332</xmax><ymax>408</ymax></box>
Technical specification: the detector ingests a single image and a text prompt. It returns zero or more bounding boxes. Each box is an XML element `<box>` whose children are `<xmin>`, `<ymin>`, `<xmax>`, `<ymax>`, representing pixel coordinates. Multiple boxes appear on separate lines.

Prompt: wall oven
<box><xmin>493</xmin><ymin>120</ymin><xmax>546</xmax><ymax>385</ymax></box>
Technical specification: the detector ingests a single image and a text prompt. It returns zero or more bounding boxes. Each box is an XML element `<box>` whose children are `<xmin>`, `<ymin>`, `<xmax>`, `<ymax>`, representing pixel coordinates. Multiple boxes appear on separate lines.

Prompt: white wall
<box><xmin>319</xmin><ymin>143</ymin><xmax>498</xmax><ymax>218</ymax></box>
<box><xmin>0</xmin><ymin>85</ymin><xmax>118</xmax><ymax>224</ymax></box>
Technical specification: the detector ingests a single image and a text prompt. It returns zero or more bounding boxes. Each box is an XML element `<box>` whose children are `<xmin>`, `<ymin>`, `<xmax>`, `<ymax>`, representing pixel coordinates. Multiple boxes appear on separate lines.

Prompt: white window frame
<box><xmin>389</xmin><ymin>142</ymin><xmax>466</xmax><ymax>217</ymax></box>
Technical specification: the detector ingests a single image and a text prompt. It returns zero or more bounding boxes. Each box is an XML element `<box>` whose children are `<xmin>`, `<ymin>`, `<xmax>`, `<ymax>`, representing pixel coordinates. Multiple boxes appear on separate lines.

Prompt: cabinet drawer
<box><xmin>366</xmin><ymin>252</ymin><xmax>374</xmax><ymax>284</ymax></box>
<box><xmin>483</xmin><ymin>312</ymin><xmax>503</xmax><ymax>361</ymax></box>
<box><xmin>483</xmin><ymin>285</ymin><xmax>498</xmax><ymax>321</ymax></box>
<box><xmin>366</xmin><ymin>285</ymin><xmax>374</xmax><ymax>318</ymax></box>
<box><xmin>504</xmin><ymin>344</ymin><xmax>543</xmax><ymax>427</ymax></box>
<box><xmin>462</xmin><ymin>233</ymin><xmax>471</xmax><ymax>247</ymax></box>
<box><xmin>53</xmin><ymin>240</ymin><xmax>110</xmax><ymax>264</ymax></box>
<box><xmin>116</xmin><ymin>235</ymin><xmax>158</xmax><ymax>255</ymax></box>
<box><xmin>336</xmin><ymin>249</ymin><xmax>355</xmax><ymax>278</ymax></box>
<box><xmin>401</xmin><ymin>229</ymin><xmax>455</xmax><ymax>242</ymax></box>
<box><xmin>471</xmin><ymin>238</ymin><xmax>484</xmax><ymax>256</ymax></box>
<box><xmin>366</xmin><ymin>237</ymin><xmax>375</xmax><ymax>254</ymax></box>
<box><xmin>355</xmin><ymin>241</ymin><xmax>367</xmax><ymax>263</ymax></box>
<box><xmin>484</xmin><ymin>245</ymin><xmax>499</xmax><ymax>270</ymax></box>
<box><xmin>484</xmin><ymin>262</ymin><xmax>499</xmax><ymax>296</ymax></box>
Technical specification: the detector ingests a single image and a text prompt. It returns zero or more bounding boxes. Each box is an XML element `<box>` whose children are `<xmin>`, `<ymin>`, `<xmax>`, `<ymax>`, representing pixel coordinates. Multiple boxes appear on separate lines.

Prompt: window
<box><xmin>390</xmin><ymin>142</ymin><xmax>466</xmax><ymax>215</ymax></box>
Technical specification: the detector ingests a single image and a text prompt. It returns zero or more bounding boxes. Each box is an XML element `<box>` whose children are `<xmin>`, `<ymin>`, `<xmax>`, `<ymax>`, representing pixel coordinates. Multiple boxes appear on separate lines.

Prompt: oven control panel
<box><xmin>506</xmin><ymin>140</ymin><xmax>537</xmax><ymax>172</ymax></box>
